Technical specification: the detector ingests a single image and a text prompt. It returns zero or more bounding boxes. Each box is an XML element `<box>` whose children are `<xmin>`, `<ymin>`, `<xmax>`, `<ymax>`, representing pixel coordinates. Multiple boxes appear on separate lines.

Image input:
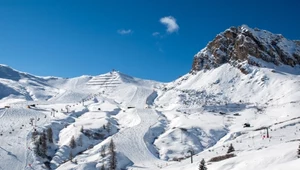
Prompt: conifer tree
<box><xmin>78</xmin><ymin>136</ymin><xmax>83</xmax><ymax>147</ymax></box>
<box><xmin>31</xmin><ymin>130</ymin><xmax>38</xmax><ymax>142</ymax></box>
<box><xmin>80</xmin><ymin>126</ymin><xmax>84</xmax><ymax>133</ymax></box>
<box><xmin>47</xmin><ymin>127</ymin><xmax>53</xmax><ymax>143</ymax></box>
<box><xmin>101</xmin><ymin>164</ymin><xmax>105</xmax><ymax>170</ymax></box>
<box><xmin>106</xmin><ymin>122</ymin><xmax>111</xmax><ymax>134</ymax></box>
<box><xmin>69</xmin><ymin>136</ymin><xmax>76</xmax><ymax>149</ymax></box>
<box><xmin>298</xmin><ymin>143</ymin><xmax>300</xmax><ymax>158</ymax></box>
<box><xmin>109</xmin><ymin>139</ymin><xmax>117</xmax><ymax>170</ymax></box>
<box><xmin>101</xmin><ymin>145</ymin><xmax>106</xmax><ymax>157</ymax></box>
<box><xmin>34</xmin><ymin>141</ymin><xmax>42</xmax><ymax>157</ymax></box>
<box><xmin>199</xmin><ymin>158</ymin><xmax>207</xmax><ymax>170</ymax></box>
<box><xmin>69</xmin><ymin>151</ymin><xmax>73</xmax><ymax>162</ymax></box>
<box><xmin>227</xmin><ymin>143</ymin><xmax>235</xmax><ymax>154</ymax></box>
<box><xmin>40</xmin><ymin>131</ymin><xmax>47</xmax><ymax>157</ymax></box>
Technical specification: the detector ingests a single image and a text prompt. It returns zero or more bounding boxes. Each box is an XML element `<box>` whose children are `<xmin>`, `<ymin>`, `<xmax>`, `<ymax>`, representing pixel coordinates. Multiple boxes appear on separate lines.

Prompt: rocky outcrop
<box><xmin>191</xmin><ymin>25</ymin><xmax>300</xmax><ymax>73</ymax></box>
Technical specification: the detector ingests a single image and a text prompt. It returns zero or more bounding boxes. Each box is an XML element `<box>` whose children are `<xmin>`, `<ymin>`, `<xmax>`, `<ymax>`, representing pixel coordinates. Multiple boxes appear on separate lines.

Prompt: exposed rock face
<box><xmin>191</xmin><ymin>25</ymin><xmax>300</xmax><ymax>73</ymax></box>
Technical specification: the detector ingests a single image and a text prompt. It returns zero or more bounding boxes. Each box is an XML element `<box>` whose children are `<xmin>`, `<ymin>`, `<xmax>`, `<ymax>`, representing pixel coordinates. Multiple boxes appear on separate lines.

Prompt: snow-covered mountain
<box><xmin>0</xmin><ymin>26</ymin><xmax>299</xmax><ymax>170</ymax></box>
<box><xmin>192</xmin><ymin>25</ymin><xmax>300</xmax><ymax>73</ymax></box>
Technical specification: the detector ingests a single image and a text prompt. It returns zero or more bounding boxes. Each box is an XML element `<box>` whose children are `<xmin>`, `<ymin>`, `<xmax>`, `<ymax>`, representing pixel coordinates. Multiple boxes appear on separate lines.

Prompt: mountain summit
<box><xmin>191</xmin><ymin>25</ymin><xmax>300</xmax><ymax>74</ymax></box>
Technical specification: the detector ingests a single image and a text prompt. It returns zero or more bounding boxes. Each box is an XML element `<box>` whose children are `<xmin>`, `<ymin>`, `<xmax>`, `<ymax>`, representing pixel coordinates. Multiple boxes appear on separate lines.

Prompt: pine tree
<box><xmin>101</xmin><ymin>164</ymin><xmax>105</xmax><ymax>170</ymax></box>
<box><xmin>78</xmin><ymin>136</ymin><xmax>83</xmax><ymax>147</ymax></box>
<box><xmin>34</xmin><ymin>141</ymin><xmax>42</xmax><ymax>157</ymax></box>
<box><xmin>31</xmin><ymin>130</ymin><xmax>39</xmax><ymax>142</ymax></box>
<box><xmin>69</xmin><ymin>136</ymin><xmax>76</xmax><ymax>149</ymax></box>
<box><xmin>101</xmin><ymin>145</ymin><xmax>106</xmax><ymax>157</ymax></box>
<box><xmin>298</xmin><ymin>143</ymin><xmax>300</xmax><ymax>158</ymax></box>
<box><xmin>46</xmin><ymin>127</ymin><xmax>53</xmax><ymax>143</ymax></box>
<box><xmin>227</xmin><ymin>143</ymin><xmax>235</xmax><ymax>154</ymax></box>
<box><xmin>40</xmin><ymin>131</ymin><xmax>47</xmax><ymax>157</ymax></box>
<box><xmin>69</xmin><ymin>151</ymin><xmax>73</xmax><ymax>162</ymax></box>
<box><xmin>199</xmin><ymin>159</ymin><xmax>207</xmax><ymax>170</ymax></box>
<box><xmin>106</xmin><ymin>122</ymin><xmax>111</xmax><ymax>134</ymax></box>
<box><xmin>109</xmin><ymin>139</ymin><xmax>117</xmax><ymax>170</ymax></box>
<box><xmin>80</xmin><ymin>126</ymin><xmax>84</xmax><ymax>133</ymax></box>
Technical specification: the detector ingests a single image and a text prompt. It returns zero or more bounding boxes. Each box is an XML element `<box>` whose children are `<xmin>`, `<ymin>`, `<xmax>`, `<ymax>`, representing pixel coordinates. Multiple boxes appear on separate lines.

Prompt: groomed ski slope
<box><xmin>0</xmin><ymin>66</ymin><xmax>299</xmax><ymax>170</ymax></box>
<box><xmin>0</xmin><ymin>107</ymin><xmax>49</xmax><ymax>170</ymax></box>
<box><xmin>114</xmin><ymin>109</ymin><xmax>165</xmax><ymax>169</ymax></box>
<box><xmin>113</xmin><ymin>87</ymin><xmax>167</xmax><ymax>169</ymax></box>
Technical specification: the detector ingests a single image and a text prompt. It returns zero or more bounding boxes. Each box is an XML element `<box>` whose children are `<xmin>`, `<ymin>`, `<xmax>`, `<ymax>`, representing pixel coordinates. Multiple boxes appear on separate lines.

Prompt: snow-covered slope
<box><xmin>0</xmin><ymin>25</ymin><xmax>300</xmax><ymax>170</ymax></box>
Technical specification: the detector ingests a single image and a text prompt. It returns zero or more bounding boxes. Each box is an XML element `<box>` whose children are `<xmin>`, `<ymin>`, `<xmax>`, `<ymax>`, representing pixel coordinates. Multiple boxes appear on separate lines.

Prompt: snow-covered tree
<box><xmin>101</xmin><ymin>164</ymin><xmax>105</xmax><ymax>170</ymax></box>
<box><xmin>227</xmin><ymin>143</ymin><xmax>235</xmax><ymax>154</ymax></box>
<box><xmin>109</xmin><ymin>139</ymin><xmax>117</xmax><ymax>170</ymax></box>
<box><xmin>69</xmin><ymin>136</ymin><xmax>76</xmax><ymax>149</ymax></box>
<box><xmin>46</xmin><ymin>127</ymin><xmax>53</xmax><ymax>143</ymax></box>
<box><xmin>199</xmin><ymin>158</ymin><xmax>207</xmax><ymax>170</ymax></box>
<box><xmin>101</xmin><ymin>145</ymin><xmax>106</xmax><ymax>157</ymax></box>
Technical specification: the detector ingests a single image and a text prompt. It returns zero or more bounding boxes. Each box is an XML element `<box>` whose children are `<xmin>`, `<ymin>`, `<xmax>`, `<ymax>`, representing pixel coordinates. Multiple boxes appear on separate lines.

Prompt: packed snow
<box><xmin>0</xmin><ymin>60</ymin><xmax>299</xmax><ymax>170</ymax></box>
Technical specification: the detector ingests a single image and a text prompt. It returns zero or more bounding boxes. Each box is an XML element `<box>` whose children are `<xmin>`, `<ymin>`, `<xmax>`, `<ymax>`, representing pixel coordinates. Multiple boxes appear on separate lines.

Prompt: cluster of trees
<box><xmin>67</xmin><ymin>122</ymin><xmax>114</xmax><ymax>168</ymax></box>
<box><xmin>79</xmin><ymin>122</ymin><xmax>112</xmax><ymax>141</ymax></box>
<box><xmin>32</xmin><ymin>127</ymin><xmax>53</xmax><ymax>158</ymax></box>
<box><xmin>69</xmin><ymin>132</ymin><xmax>117</xmax><ymax>169</ymax></box>
<box><xmin>99</xmin><ymin>139</ymin><xmax>117</xmax><ymax>170</ymax></box>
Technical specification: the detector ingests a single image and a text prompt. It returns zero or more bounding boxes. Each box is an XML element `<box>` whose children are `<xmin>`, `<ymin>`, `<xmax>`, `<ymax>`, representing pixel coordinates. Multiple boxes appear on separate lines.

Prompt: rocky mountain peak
<box><xmin>191</xmin><ymin>25</ymin><xmax>300</xmax><ymax>74</ymax></box>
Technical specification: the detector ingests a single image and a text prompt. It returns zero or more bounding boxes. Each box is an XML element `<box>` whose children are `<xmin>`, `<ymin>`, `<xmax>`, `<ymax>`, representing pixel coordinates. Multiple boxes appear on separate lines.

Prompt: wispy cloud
<box><xmin>152</xmin><ymin>32</ymin><xmax>160</xmax><ymax>37</ymax></box>
<box><xmin>159</xmin><ymin>16</ymin><xmax>179</xmax><ymax>33</ymax></box>
<box><xmin>117</xmin><ymin>29</ymin><xmax>133</xmax><ymax>35</ymax></box>
<box><xmin>155</xmin><ymin>42</ymin><xmax>164</xmax><ymax>53</ymax></box>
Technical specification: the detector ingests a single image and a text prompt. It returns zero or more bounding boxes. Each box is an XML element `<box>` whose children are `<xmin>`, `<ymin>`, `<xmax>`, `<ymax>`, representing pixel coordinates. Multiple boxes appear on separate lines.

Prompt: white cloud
<box><xmin>117</xmin><ymin>29</ymin><xmax>133</xmax><ymax>35</ymax></box>
<box><xmin>159</xmin><ymin>16</ymin><xmax>179</xmax><ymax>33</ymax></box>
<box><xmin>152</xmin><ymin>32</ymin><xmax>160</xmax><ymax>37</ymax></box>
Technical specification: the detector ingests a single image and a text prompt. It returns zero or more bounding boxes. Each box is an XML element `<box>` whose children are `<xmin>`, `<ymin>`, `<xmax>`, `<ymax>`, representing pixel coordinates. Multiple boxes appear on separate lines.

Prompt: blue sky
<box><xmin>0</xmin><ymin>0</ymin><xmax>300</xmax><ymax>82</ymax></box>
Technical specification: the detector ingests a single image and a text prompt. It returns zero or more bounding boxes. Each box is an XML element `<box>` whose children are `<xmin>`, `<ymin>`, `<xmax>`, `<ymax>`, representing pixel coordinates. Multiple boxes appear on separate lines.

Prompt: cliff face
<box><xmin>191</xmin><ymin>25</ymin><xmax>300</xmax><ymax>73</ymax></box>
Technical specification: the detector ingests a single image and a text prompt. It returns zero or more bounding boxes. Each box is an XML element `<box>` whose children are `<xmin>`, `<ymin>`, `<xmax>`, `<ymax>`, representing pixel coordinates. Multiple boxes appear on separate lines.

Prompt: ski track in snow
<box><xmin>0</xmin><ymin>64</ymin><xmax>300</xmax><ymax>170</ymax></box>
<box><xmin>0</xmin><ymin>109</ymin><xmax>7</xmax><ymax>119</ymax></box>
<box><xmin>113</xmin><ymin>87</ymin><xmax>167</xmax><ymax>169</ymax></box>
<box><xmin>0</xmin><ymin>107</ymin><xmax>49</xmax><ymax>170</ymax></box>
<box><xmin>114</xmin><ymin>109</ymin><xmax>165</xmax><ymax>169</ymax></box>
